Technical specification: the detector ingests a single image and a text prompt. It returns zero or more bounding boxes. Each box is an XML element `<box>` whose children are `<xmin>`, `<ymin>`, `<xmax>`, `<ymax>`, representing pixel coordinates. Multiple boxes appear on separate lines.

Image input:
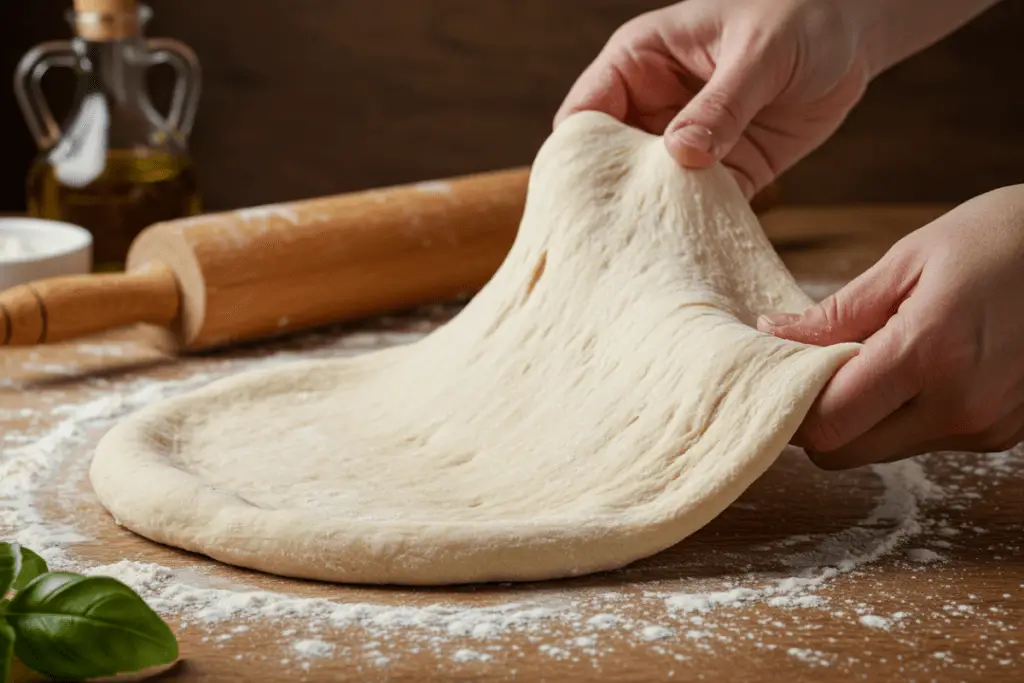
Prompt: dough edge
<box><xmin>90</xmin><ymin>343</ymin><xmax>854</xmax><ymax>585</ymax></box>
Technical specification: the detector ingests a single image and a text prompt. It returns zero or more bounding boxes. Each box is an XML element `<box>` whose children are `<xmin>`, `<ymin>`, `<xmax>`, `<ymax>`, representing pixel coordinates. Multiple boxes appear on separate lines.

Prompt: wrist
<box><xmin>824</xmin><ymin>0</ymin><xmax>902</xmax><ymax>79</ymax></box>
<box><xmin>836</xmin><ymin>0</ymin><xmax>1003</xmax><ymax>79</ymax></box>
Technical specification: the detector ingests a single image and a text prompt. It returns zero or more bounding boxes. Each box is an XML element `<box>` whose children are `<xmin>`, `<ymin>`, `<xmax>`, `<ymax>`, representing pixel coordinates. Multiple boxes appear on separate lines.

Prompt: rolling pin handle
<box><xmin>0</xmin><ymin>263</ymin><xmax>181</xmax><ymax>346</ymax></box>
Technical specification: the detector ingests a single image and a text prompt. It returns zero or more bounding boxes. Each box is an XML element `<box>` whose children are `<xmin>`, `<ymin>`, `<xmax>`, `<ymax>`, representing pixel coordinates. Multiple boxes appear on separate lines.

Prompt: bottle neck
<box><xmin>76</xmin><ymin>36</ymin><xmax>150</xmax><ymax>107</ymax></box>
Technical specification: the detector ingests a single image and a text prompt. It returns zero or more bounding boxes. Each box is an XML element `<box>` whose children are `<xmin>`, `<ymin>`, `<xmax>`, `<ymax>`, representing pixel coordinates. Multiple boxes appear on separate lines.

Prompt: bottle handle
<box><xmin>145</xmin><ymin>38</ymin><xmax>202</xmax><ymax>138</ymax></box>
<box><xmin>13</xmin><ymin>41</ymin><xmax>78</xmax><ymax>149</ymax></box>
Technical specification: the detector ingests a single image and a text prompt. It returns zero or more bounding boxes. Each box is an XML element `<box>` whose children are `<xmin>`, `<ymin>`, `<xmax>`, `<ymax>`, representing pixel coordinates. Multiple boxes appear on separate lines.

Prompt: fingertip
<box><xmin>670</xmin><ymin>144</ymin><xmax>717</xmax><ymax>169</ymax></box>
<box><xmin>809</xmin><ymin>444</ymin><xmax>895</xmax><ymax>471</ymax></box>
<box><xmin>802</xmin><ymin>428</ymin><xmax>874</xmax><ymax>470</ymax></box>
<box><xmin>552</xmin><ymin>106</ymin><xmax>574</xmax><ymax>129</ymax></box>
<box><xmin>554</xmin><ymin>102</ymin><xmax>607</xmax><ymax>131</ymax></box>
<box><xmin>757</xmin><ymin>313</ymin><xmax>801</xmax><ymax>333</ymax></box>
<box><xmin>806</xmin><ymin>450</ymin><xmax>857</xmax><ymax>471</ymax></box>
<box><xmin>756</xmin><ymin>314</ymin><xmax>832</xmax><ymax>346</ymax></box>
<box><xmin>757</xmin><ymin>318</ymin><xmax>791</xmax><ymax>338</ymax></box>
<box><xmin>557</xmin><ymin>62</ymin><xmax>629</xmax><ymax>132</ymax></box>
<box><xmin>553</xmin><ymin>97</ymin><xmax>592</xmax><ymax>129</ymax></box>
<box><xmin>665</xmin><ymin>125</ymin><xmax>717</xmax><ymax>169</ymax></box>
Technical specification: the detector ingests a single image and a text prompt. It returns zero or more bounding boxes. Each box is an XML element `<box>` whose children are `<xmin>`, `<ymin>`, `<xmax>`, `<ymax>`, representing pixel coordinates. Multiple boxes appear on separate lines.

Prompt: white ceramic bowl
<box><xmin>0</xmin><ymin>218</ymin><xmax>93</xmax><ymax>290</ymax></box>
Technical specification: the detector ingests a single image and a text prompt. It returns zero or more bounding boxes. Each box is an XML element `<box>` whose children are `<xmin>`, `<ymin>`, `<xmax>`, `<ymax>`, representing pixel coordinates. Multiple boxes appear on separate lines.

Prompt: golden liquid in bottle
<box><xmin>27</xmin><ymin>149</ymin><xmax>201</xmax><ymax>272</ymax></box>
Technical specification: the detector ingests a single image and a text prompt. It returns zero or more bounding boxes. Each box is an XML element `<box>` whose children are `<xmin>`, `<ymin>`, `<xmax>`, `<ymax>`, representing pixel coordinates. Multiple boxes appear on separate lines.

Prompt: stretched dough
<box><xmin>91</xmin><ymin>112</ymin><xmax>858</xmax><ymax>585</ymax></box>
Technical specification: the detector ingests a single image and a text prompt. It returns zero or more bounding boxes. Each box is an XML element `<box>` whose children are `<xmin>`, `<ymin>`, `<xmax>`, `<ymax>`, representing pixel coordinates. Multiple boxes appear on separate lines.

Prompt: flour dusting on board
<box><xmin>415</xmin><ymin>180</ymin><xmax>453</xmax><ymax>195</ymax></box>
<box><xmin>236</xmin><ymin>204</ymin><xmax>301</xmax><ymax>227</ymax></box>
<box><xmin>2</xmin><ymin>285</ymin><xmax>1023</xmax><ymax>677</ymax></box>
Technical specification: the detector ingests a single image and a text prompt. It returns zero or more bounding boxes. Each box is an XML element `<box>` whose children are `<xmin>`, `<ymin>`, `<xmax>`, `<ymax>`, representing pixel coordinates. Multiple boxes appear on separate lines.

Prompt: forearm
<box><xmin>841</xmin><ymin>0</ymin><xmax>1003</xmax><ymax>77</ymax></box>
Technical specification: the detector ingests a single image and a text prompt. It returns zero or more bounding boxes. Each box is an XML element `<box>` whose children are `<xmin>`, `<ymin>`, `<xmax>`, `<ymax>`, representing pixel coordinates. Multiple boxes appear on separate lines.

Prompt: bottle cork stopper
<box><xmin>74</xmin><ymin>0</ymin><xmax>137</xmax><ymax>13</ymax></box>
<box><xmin>73</xmin><ymin>0</ymin><xmax>141</xmax><ymax>40</ymax></box>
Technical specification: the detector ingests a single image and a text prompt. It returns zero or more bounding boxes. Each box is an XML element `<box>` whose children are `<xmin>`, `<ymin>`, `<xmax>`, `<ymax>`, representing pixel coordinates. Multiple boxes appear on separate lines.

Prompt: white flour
<box><xmin>788</xmin><ymin>647</ymin><xmax>833</xmax><ymax>667</ymax></box>
<box><xmin>2</xmin><ymin>290</ymin><xmax>1022</xmax><ymax>676</ymax></box>
<box><xmin>0</xmin><ymin>235</ymin><xmax>41</xmax><ymax>259</ymax></box>
<box><xmin>415</xmin><ymin>181</ymin><xmax>453</xmax><ymax>195</ymax></box>
<box><xmin>858</xmin><ymin>615</ymin><xmax>892</xmax><ymax>630</ymax></box>
<box><xmin>293</xmin><ymin>639</ymin><xmax>335</xmax><ymax>658</ymax></box>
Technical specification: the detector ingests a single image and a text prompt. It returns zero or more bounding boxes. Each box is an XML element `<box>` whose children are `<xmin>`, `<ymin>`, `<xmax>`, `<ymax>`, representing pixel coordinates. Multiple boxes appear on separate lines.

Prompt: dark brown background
<box><xmin>1</xmin><ymin>1</ymin><xmax>1021</xmax><ymax>213</ymax></box>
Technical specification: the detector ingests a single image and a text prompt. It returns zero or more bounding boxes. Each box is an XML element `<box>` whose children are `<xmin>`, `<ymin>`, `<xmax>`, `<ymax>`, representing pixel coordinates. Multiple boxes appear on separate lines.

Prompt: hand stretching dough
<box><xmin>91</xmin><ymin>112</ymin><xmax>859</xmax><ymax>585</ymax></box>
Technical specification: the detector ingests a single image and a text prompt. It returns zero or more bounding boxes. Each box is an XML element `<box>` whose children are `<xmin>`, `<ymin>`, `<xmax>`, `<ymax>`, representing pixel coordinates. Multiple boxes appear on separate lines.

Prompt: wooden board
<box><xmin>4</xmin><ymin>205</ymin><xmax>1024</xmax><ymax>683</ymax></box>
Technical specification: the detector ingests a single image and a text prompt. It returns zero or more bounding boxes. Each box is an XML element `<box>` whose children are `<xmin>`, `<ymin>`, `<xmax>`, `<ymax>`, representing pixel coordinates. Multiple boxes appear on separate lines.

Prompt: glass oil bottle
<box><xmin>15</xmin><ymin>0</ymin><xmax>202</xmax><ymax>271</ymax></box>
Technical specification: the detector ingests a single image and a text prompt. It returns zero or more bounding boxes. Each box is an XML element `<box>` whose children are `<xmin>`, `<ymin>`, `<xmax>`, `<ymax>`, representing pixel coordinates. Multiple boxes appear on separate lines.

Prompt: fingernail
<box><xmin>758</xmin><ymin>313</ymin><xmax>800</xmax><ymax>329</ymax></box>
<box><xmin>673</xmin><ymin>125</ymin><xmax>714</xmax><ymax>154</ymax></box>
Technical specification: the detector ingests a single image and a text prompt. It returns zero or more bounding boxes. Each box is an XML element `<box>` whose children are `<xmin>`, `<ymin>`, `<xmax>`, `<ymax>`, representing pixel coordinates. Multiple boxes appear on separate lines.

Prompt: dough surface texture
<box><xmin>91</xmin><ymin>112</ymin><xmax>858</xmax><ymax>585</ymax></box>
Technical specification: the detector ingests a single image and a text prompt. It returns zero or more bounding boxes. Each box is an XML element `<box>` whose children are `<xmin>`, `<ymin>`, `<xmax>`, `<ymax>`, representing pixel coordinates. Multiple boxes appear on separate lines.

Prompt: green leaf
<box><xmin>0</xmin><ymin>545</ymin><xmax>22</xmax><ymax>597</ymax></box>
<box><xmin>11</xmin><ymin>548</ymin><xmax>47</xmax><ymax>593</ymax></box>
<box><xmin>0</xmin><ymin>545</ymin><xmax>48</xmax><ymax>599</ymax></box>
<box><xmin>6</xmin><ymin>572</ymin><xmax>178</xmax><ymax>680</ymax></box>
<box><xmin>0</xmin><ymin>620</ymin><xmax>13</xmax><ymax>683</ymax></box>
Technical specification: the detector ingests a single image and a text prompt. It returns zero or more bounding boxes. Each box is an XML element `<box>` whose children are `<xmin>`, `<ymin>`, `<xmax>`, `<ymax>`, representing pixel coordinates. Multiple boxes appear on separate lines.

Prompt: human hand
<box><xmin>554</xmin><ymin>0</ymin><xmax>871</xmax><ymax>197</ymax></box>
<box><xmin>758</xmin><ymin>185</ymin><xmax>1024</xmax><ymax>469</ymax></box>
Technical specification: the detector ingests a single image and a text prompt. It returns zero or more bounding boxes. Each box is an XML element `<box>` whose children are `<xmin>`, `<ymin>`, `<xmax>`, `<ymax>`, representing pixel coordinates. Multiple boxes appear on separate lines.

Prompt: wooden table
<box><xmin>4</xmin><ymin>204</ymin><xmax>1023</xmax><ymax>683</ymax></box>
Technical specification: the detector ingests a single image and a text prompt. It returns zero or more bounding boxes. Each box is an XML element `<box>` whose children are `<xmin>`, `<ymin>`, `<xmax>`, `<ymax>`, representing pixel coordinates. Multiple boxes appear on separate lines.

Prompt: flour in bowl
<box><xmin>0</xmin><ymin>235</ymin><xmax>41</xmax><ymax>259</ymax></box>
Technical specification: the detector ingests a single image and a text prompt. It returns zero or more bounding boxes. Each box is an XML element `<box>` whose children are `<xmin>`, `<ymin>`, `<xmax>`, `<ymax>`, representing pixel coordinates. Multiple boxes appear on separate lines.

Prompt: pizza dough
<box><xmin>90</xmin><ymin>112</ymin><xmax>859</xmax><ymax>585</ymax></box>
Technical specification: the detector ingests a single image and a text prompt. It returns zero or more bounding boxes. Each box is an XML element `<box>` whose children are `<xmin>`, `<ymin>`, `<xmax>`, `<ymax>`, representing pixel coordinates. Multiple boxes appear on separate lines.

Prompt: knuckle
<box><xmin>695</xmin><ymin>88</ymin><xmax>744</xmax><ymax>131</ymax></box>
<box><xmin>816</xmin><ymin>294</ymin><xmax>847</xmax><ymax>330</ymax></box>
<box><xmin>610</xmin><ymin>15</ymin><xmax>654</xmax><ymax>46</ymax></box>
<box><xmin>892</xmin><ymin>318</ymin><xmax>929</xmax><ymax>393</ymax></box>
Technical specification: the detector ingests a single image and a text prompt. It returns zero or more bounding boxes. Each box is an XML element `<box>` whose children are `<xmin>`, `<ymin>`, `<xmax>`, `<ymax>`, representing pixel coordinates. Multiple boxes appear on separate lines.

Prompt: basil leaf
<box><xmin>0</xmin><ymin>620</ymin><xmax>13</xmax><ymax>683</ymax></box>
<box><xmin>6</xmin><ymin>572</ymin><xmax>178</xmax><ymax>679</ymax></box>
<box><xmin>0</xmin><ymin>545</ymin><xmax>22</xmax><ymax>597</ymax></box>
<box><xmin>11</xmin><ymin>548</ymin><xmax>47</xmax><ymax>592</ymax></box>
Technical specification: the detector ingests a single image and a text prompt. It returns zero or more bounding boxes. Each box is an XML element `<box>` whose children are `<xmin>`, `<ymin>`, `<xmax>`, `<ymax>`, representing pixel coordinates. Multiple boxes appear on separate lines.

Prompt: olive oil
<box><xmin>15</xmin><ymin>0</ymin><xmax>202</xmax><ymax>272</ymax></box>
<box><xmin>28</xmin><ymin>150</ymin><xmax>201</xmax><ymax>271</ymax></box>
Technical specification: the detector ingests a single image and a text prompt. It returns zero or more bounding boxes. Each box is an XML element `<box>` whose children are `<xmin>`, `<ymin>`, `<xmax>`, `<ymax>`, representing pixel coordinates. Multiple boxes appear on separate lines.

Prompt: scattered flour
<box><xmin>1</xmin><ymin>300</ymin><xmax>1020</xmax><ymax>675</ymax></box>
<box><xmin>666</xmin><ymin>588</ymin><xmax>760</xmax><ymax>613</ymax></box>
<box><xmin>452</xmin><ymin>648</ymin><xmax>492</xmax><ymax>663</ymax></box>
<box><xmin>538</xmin><ymin>644</ymin><xmax>571</xmax><ymax>660</ymax></box>
<box><xmin>293</xmin><ymin>639</ymin><xmax>335</xmax><ymax>658</ymax></box>
<box><xmin>415</xmin><ymin>180</ymin><xmax>453</xmax><ymax>195</ymax></box>
<box><xmin>641</xmin><ymin>626</ymin><xmax>674</xmax><ymax>641</ymax></box>
<box><xmin>858</xmin><ymin>615</ymin><xmax>892</xmax><ymax>630</ymax></box>
<box><xmin>788</xmin><ymin>647</ymin><xmax>833</xmax><ymax>667</ymax></box>
<box><xmin>906</xmin><ymin>548</ymin><xmax>945</xmax><ymax>564</ymax></box>
<box><xmin>74</xmin><ymin>344</ymin><xmax>136</xmax><ymax>358</ymax></box>
<box><xmin>236</xmin><ymin>204</ymin><xmax>300</xmax><ymax>228</ymax></box>
<box><xmin>586</xmin><ymin>613</ymin><xmax>620</xmax><ymax>629</ymax></box>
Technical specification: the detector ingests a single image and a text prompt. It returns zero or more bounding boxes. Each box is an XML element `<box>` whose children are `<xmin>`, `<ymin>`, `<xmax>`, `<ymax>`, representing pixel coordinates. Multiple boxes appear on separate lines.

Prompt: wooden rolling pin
<box><xmin>0</xmin><ymin>169</ymin><xmax>780</xmax><ymax>352</ymax></box>
<box><xmin>1</xmin><ymin>168</ymin><xmax>530</xmax><ymax>351</ymax></box>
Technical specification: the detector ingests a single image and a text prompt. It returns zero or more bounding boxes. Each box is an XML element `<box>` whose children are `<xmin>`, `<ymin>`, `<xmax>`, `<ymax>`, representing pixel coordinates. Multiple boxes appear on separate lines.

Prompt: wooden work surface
<box><xmin>4</xmin><ymin>204</ymin><xmax>1024</xmax><ymax>683</ymax></box>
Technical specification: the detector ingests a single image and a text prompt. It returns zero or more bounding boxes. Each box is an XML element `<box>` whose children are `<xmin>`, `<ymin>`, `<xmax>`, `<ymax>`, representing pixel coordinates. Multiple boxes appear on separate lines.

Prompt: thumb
<box><xmin>664</xmin><ymin>57</ymin><xmax>773</xmax><ymax>170</ymax></box>
<box><xmin>757</xmin><ymin>247</ymin><xmax>921</xmax><ymax>346</ymax></box>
